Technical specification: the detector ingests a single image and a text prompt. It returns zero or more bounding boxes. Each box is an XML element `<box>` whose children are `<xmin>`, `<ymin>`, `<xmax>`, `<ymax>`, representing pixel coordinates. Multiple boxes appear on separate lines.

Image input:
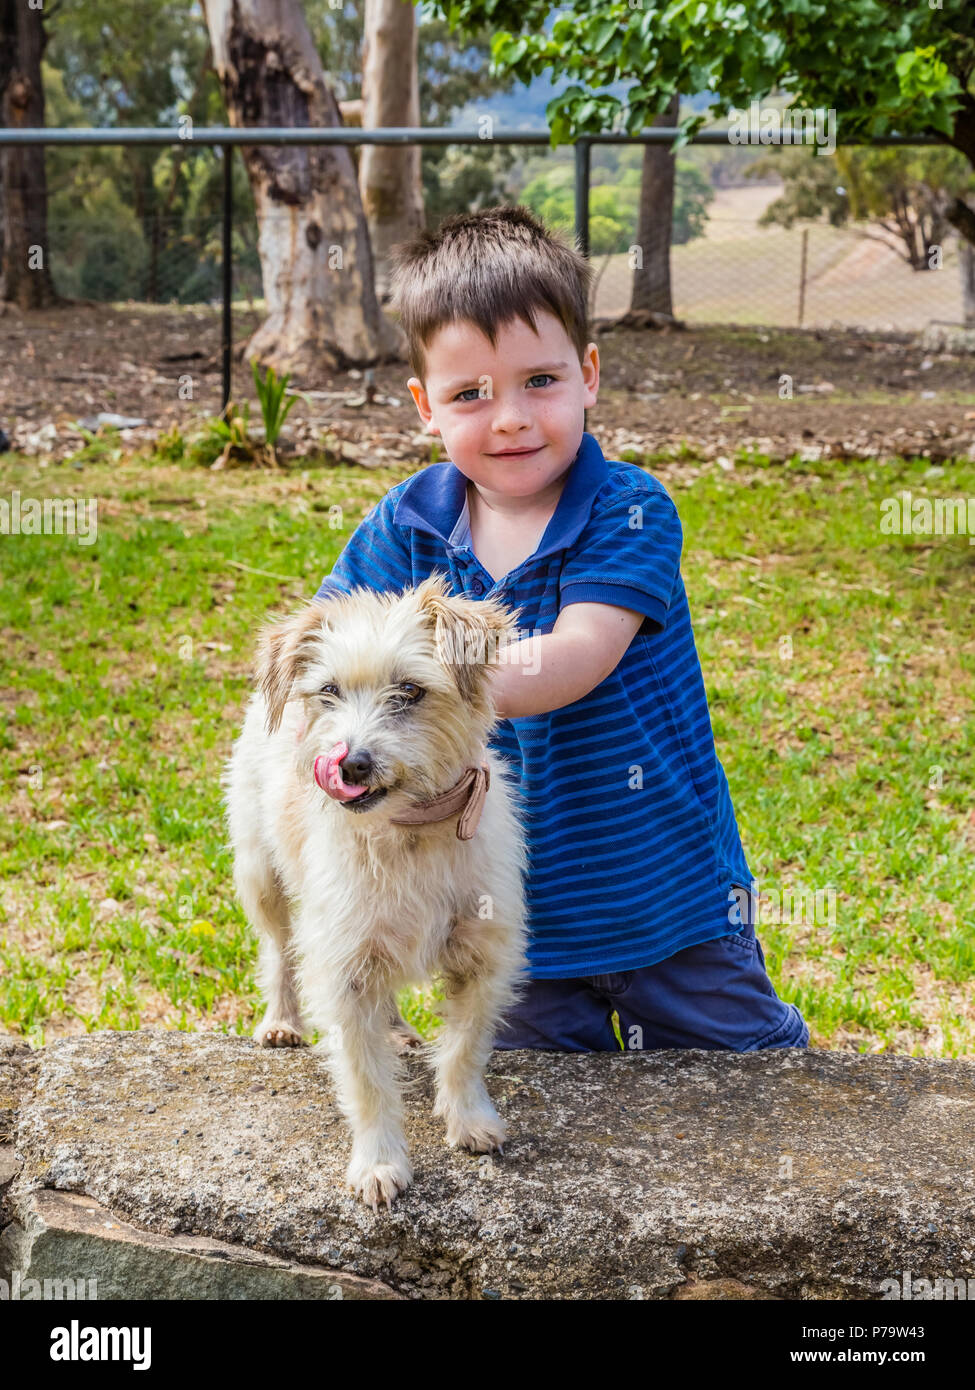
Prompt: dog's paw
<box><xmin>444</xmin><ymin>1106</ymin><xmax>507</xmax><ymax>1155</ymax></box>
<box><xmin>254</xmin><ymin>1021</ymin><xmax>305</xmax><ymax>1048</ymax></box>
<box><xmin>345</xmin><ymin>1153</ymin><xmax>413</xmax><ymax>1213</ymax></box>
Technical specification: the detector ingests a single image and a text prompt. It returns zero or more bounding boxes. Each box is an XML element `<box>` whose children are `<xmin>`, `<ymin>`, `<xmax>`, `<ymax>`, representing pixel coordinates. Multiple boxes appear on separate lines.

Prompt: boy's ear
<box><xmin>256</xmin><ymin>600</ymin><xmax>330</xmax><ymax>735</ymax></box>
<box><xmin>414</xmin><ymin>573</ymin><xmax>521</xmax><ymax>705</ymax></box>
<box><xmin>406</xmin><ymin>377</ymin><xmax>440</xmax><ymax>434</ymax></box>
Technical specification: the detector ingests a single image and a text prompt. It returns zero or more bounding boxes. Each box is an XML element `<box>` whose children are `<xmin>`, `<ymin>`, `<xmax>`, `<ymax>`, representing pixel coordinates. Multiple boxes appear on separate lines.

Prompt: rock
<box><xmin>920</xmin><ymin>324</ymin><xmax>975</xmax><ymax>354</ymax></box>
<box><xmin>673</xmin><ymin>1275</ymin><xmax>777</xmax><ymax>1300</ymax></box>
<box><xmin>1</xmin><ymin>1038</ymin><xmax>37</xmax><ymax>1230</ymax></box>
<box><xmin>3</xmin><ymin>1032</ymin><xmax>975</xmax><ymax>1299</ymax></box>
<box><xmin>0</xmin><ymin>1038</ymin><xmax>34</xmax><ymax>1146</ymax></box>
<box><xmin>76</xmin><ymin>413</ymin><xmax>149</xmax><ymax>431</ymax></box>
<box><xmin>22</xmin><ymin>422</ymin><xmax>58</xmax><ymax>453</ymax></box>
<box><xmin>0</xmin><ymin>1189</ymin><xmax>403</xmax><ymax>1300</ymax></box>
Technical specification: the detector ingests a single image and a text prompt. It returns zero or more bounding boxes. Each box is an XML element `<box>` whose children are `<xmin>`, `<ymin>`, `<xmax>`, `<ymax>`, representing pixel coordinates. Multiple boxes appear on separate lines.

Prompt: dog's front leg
<box><xmin>430</xmin><ymin>936</ymin><xmax>515</xmax><ymax>1154</ymax></box>
<box><xmin>321</xmin><ymin>981</ymin><xmax>413</xmax><ymax>1212</ymax></box>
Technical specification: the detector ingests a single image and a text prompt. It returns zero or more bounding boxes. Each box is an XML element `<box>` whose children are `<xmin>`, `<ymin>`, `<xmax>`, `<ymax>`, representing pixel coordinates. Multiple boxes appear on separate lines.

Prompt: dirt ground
<box><xmin>1</xmin><ymin>301</ymin><xmax>972</xmax><ymax>466</ymax></box>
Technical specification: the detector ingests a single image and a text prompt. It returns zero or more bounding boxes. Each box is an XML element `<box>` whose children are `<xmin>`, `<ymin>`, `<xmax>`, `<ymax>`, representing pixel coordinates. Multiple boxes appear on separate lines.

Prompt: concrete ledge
<box><xmin>2</xmin><ymin>1031</ymin><xmax>975</xmax><ymax>1299</ymax></box>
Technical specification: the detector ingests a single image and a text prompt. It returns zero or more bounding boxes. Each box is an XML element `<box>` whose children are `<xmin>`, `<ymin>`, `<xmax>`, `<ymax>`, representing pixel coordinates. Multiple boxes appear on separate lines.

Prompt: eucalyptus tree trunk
<box><xmin>630</xmin><ymin>94</ymin><xmax>680</xmax><ymax>321</ymax></box>
<box><xmin>201</xmin><ymin>0</ymin><xmax>403</xmax><ymax>375</ymax></box>
<box><xmin>359</xmin><ymin>0</ymin><xmax>424</xmax><ymax>304</ymax></box>
<box><xmin>959</xmin><ymin>239</ymin><xmax>975</xmax><ymax>327</ymax></box>
<box><xmin>0</xmin><ymin>0</ymin><xmax>59</xmax><ymax>308</ymax></box>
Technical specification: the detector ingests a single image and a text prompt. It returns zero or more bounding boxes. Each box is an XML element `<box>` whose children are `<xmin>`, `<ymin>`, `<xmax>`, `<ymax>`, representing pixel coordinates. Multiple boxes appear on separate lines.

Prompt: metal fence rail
<box><xmin>0</xmin><ymin>125</ymin><xmax>952</xmax><ymax>414</ymax></box>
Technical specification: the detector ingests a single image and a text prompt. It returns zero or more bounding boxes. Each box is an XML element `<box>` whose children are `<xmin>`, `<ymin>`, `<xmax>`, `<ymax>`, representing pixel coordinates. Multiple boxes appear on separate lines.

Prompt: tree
<box><xmin>201</xmin><ymin>0</ymin><xmax>402</xmax><ymax>376</ymax></box>
<box><xmin>632</xmin><ymin>95</ymin><xmax>680</xmax><ymax>317</ymax></box>
<box><xmin>517</xmin><ymin>146</ymin><xmax>712</xmax><ymax>312</ymax></box>
<box><xmin>35</xmin><ymin>0</ymin><xmax>518</xmax><ymax>311</ymax></box>
<box><xmin>429</xmin><ymin>0</ymin><xmax>975</xmax><ymax>252</ymax></box>
<box><xmin>46</xmin><ymin>0</ymin><xmax>213</xmax><ymax>304</ymax></box>
<box><xmin>962</xmin><ymin>242</ymin><xmax>975</xmax><ymax>325</ymax></box>
<box><xmin>359</xmin><ymin>0</ymin><xmax>424</xmax><ymax>303</ymax></box>
<box><xmin>749</xmin><ymin>144</ymin><xmax>975</xmax><ymax>272</ymax></box>
<box><xmin>307</xmin><ymin>0</ymin><xmax>521</xmax><ymax>228</ymax></box>
<box><xmin>0</xmin><ymin>0</ymin><xmax>59</xmax><ymax>308</ymax></box>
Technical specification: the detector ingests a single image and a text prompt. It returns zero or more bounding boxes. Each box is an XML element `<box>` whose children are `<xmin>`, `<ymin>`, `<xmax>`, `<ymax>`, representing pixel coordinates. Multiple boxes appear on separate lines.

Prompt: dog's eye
<box><xmin>319</xmin><ymin>683</ymin><xmax>340</xmax><ymax>698</ymax></box>
<box><xmin>390</xmin><ymin>682</ymin><xmax>424</xmax><ymax>709</ymax></box>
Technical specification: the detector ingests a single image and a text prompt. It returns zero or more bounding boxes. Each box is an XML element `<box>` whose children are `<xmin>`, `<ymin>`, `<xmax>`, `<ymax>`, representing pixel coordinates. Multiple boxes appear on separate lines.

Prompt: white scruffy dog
<box><xmin>223</xmin><ymin>573</ymin><xmax>529</xmax><ymax>1211</ymax></box>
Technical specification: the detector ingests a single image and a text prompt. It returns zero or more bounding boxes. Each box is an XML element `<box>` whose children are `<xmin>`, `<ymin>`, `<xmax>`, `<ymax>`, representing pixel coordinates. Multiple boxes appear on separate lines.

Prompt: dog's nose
<box><xmin>339</xmin><ymin>749</ymin><xmax>374</xmax><ymax>785</ymax></box>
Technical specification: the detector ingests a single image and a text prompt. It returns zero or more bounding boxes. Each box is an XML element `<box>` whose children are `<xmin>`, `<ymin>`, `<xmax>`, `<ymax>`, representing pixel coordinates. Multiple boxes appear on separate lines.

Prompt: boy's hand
<box><xmin>485</xmin><ymin>602</ymin><xmax>645</xmax><ymax>720</ymax></box>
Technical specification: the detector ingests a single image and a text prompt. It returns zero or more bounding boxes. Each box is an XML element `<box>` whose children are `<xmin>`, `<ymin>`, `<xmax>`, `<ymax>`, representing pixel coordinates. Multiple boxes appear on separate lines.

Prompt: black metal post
<box><xmin>221</xmin><ymin>144</ymin><xmax>233</xmax><ymax>418</ymax></box>
<box><xmin>575</xmin><ymin>139</ymin><xmax>592</xmax><ymax>430</ymax></box>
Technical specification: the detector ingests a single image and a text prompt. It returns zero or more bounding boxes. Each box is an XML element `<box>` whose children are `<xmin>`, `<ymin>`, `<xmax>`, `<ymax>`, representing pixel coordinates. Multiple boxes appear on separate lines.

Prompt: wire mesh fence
<box><xmin>593</xmin><ymin>219</ymin><xmax>969</xmax><ymax>332</ymax></box>
<box><xmin>23</xmin><ymin>202</ymin><xmax>970</xmax><ymax>332</ymax></box>
<box><xmin>1</xmin><ymin>127</ymin><xmax>969</xmax><ymax>426</ymax></box>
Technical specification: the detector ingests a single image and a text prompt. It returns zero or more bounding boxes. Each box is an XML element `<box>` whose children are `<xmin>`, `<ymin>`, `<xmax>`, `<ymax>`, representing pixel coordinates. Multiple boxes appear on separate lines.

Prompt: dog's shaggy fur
<box><xmin>223</xmin><ymin>574</ymin><xmax>529</xmax><ymax>1210</ymax></box>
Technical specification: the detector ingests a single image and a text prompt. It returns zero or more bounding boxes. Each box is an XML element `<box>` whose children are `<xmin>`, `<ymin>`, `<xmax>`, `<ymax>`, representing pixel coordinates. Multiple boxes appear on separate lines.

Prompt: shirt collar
<box><xmin>392</xmin><ymin>431</ymin><xmax>609</xmax><ymax>562</ymax></box>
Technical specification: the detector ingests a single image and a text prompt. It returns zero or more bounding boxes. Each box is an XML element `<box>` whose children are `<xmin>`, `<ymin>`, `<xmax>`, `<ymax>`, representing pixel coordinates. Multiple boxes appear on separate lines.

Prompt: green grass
<box><xmin>1</xmin><ymin>446</ymin><xmax>973</xmax><ymax>1054</ymax></box>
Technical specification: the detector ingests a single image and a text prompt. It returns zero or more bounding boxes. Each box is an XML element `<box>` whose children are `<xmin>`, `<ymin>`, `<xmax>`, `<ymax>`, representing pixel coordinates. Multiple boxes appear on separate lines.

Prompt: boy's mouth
<box><xmin>488</xmin><ymin>445</ymin><xmax>543</xmax><ymax>457</ymax></box>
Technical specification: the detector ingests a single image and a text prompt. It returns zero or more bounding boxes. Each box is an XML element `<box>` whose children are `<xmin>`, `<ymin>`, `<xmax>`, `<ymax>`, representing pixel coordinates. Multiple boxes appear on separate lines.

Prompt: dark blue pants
<box><xmin>493</xmin><ymin>886</ymin><xmax>810</xmax><ymax>1052</ymax></box>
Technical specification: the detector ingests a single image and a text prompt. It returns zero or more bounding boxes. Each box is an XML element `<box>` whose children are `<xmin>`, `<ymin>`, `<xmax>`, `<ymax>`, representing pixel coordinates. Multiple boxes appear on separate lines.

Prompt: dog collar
<box><xmin>389</xmin><ymin>759</ymin><xmax>491</xmax><ymax>841</ymax></box>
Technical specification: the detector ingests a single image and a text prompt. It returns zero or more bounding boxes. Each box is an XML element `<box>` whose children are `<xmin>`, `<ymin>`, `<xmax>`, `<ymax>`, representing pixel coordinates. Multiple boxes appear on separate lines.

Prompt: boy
<box><xmin>314</xmin><ymin>204</ymin><xmax>809</xmax><ymax>1053</ymax></box>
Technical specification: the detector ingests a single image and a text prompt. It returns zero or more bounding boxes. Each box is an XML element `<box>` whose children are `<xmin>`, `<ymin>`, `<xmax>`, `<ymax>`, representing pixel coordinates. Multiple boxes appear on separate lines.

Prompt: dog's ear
<box><xmin>256</xmin><ymin>600</ymin><xmax>330</xmax><ymax>735</ymax></box>
<box><xmin>414</xmin><ymin>572</ymin><xmax>522</xmax><ymax>705</ymax></box>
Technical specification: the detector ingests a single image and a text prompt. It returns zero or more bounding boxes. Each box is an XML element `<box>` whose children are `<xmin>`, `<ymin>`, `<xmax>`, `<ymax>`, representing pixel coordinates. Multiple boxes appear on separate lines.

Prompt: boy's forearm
<box><xmin>484</xmin><ymin>631</ymin><xmax>603</xmax><ymax>720</ymax></box>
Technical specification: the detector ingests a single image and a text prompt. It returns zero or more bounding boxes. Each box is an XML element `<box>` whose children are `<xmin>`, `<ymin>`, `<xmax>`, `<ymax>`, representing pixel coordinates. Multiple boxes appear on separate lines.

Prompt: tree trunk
<box><xmin>945</xmin><ymin>97</ymin><xmax>975</xmax><ymax>256</ymax></box>
<box><xmin>359</xmin><ymin>0</ymin><xmax>424</xmax><ymax>305</ymax></box>
<box><xmin>946</xmin><ymin>195</ymin><xmax>975</xmax><ymax>255</ymax></box>
<box><xmin>630</xmin><ymin>94</ymin><xmax>680</xmax><ymax>320</ymax></box>
<box><xmin>201</xmin><ymin>0</ymin><xmax>403</xmax><ymax>377</ymax></box>
<box><xmin>960</xmin><ymin>238</ymin><xmax>975</xmax><ymax>328</ymax></box>
<box><xmin>0</xmin><ymin>0</ymin><xmax>59</xmax><ymax>309</ymax></box>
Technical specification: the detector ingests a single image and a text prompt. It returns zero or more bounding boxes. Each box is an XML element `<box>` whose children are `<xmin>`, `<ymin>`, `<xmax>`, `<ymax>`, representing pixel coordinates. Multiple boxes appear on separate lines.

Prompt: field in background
<box><xmin>595</xmin><ymin>184</ymin><xmax>967</xmax><ymax>330</ymax></box>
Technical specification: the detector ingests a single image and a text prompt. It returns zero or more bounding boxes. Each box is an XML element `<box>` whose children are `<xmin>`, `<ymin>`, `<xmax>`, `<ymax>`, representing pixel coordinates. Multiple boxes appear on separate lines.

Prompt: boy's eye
<box><xmin>452</xmin><ymin>373</ymin><xmax>555</xmax><ymax>402</ymax></box>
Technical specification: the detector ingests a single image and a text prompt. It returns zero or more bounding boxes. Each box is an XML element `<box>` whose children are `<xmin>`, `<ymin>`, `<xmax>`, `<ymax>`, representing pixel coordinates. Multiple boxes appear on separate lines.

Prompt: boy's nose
<box><xmin>339</xmin><ymin>749</ymin><xmax>374</xmax><ymax>785</ymax></box>
<box><xmin>490</xmin><ymin>399</ymin><xmax>533</xmax><ymax>432</ymax></box>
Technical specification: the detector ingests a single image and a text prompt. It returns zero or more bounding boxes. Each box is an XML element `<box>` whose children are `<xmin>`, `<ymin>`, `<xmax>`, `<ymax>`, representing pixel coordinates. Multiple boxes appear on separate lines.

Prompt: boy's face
<box><xmin>406</xmin><ymin>310</ymin><xmax>599</xmax><ymax>501</ymax></box>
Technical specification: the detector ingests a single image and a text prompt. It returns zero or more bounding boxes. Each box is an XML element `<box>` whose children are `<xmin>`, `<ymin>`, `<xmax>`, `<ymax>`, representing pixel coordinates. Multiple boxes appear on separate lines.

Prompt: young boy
<box><xmin>314</xmin><ymin>204</ymin><xmax>809</xmax><ymax>1054</ymax></box>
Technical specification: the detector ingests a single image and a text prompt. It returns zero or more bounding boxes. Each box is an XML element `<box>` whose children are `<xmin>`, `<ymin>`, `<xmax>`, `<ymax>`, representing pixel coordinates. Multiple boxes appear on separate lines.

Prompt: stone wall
<box><xmin>1</xmin><ymin>1033</ymin><xmax>973</xmax><ymax>1300</ymax></box>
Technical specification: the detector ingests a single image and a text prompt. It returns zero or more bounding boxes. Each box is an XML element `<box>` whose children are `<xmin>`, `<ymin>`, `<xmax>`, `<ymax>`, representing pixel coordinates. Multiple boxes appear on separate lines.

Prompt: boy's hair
<box><xmin>387</xmin><ymin>204</ymin><xmax>594</xmax><ymax>386</ymax></box>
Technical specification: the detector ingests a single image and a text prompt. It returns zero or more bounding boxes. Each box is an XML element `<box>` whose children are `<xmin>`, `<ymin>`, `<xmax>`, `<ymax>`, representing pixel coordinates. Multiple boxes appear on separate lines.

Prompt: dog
<box><xmin>223</xmin><ymin>573</ymin><xmax>529</xmax><ymax>1211</ymax></box>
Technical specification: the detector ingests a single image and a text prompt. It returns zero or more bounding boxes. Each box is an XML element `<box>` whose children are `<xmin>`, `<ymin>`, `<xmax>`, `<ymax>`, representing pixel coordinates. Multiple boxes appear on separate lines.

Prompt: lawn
<box><xmin>1</xmin><ymin>440</ymin><xmax>972</xmax><ymax>1054</ymax></box>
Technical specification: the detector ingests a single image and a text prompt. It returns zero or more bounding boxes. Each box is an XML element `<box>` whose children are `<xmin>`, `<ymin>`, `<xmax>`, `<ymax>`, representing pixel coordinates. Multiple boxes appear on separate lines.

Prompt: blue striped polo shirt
<box><xmin>313</xmin><ymin>430</ymin><xmax>754</xmax><ymax>979</ymax></box>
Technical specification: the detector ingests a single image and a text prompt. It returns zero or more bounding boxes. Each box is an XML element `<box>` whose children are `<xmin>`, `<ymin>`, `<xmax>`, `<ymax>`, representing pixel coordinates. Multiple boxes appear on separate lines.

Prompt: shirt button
<box><xmin>471</xmin><ymin>578</ymin><xmax>484</xmax><ymax>595</ymax></box>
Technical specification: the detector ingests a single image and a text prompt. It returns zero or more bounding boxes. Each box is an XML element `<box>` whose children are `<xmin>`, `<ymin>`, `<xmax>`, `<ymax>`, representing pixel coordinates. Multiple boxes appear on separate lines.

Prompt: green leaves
<box><xmin>593</xmin><ymin>17</ymin><xmax>619</xmax><ymax>54</ymax></box>
<box><xmin>895</xmin><ymin>46</ymin><xmax>961</xmax><ymax>109</ymax></box>
<box><xmin>445</xmin><ymin>0</ymin><xmax>974</xmax><ymax>161</ymax></box>
<box><xmin>250</xmin><ymin>359</ymin><xmax>298</xmax><ymax>450</ymax></box>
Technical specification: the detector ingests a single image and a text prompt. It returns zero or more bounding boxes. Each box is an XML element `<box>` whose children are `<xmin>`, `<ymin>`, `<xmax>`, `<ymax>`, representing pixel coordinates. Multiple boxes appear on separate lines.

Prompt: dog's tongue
<box><xmin>314</xmin><ymin>742</ymin><xmax>370</xmax><ymax>802</ymax></box>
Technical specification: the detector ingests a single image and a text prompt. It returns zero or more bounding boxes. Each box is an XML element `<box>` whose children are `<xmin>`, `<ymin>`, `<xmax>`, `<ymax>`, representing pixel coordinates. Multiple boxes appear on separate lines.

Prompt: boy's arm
<box><xmin>485</xmin><ymin>601</ymin><xmax>645</xmax><ymax>719</ymax></box>
<box><xmin>485</xmin><ymin>483</ymin><xmax>684</xmax><ymax>720</ymax></box>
